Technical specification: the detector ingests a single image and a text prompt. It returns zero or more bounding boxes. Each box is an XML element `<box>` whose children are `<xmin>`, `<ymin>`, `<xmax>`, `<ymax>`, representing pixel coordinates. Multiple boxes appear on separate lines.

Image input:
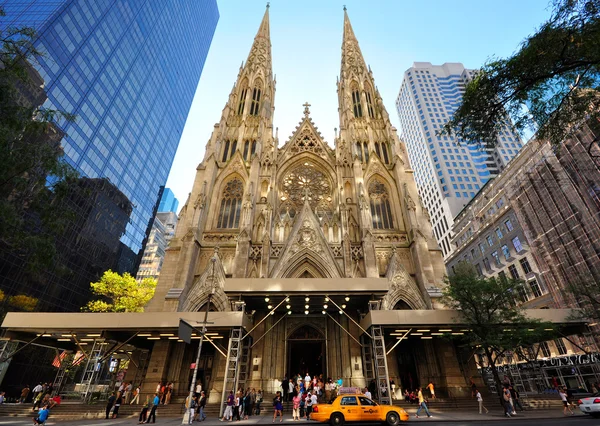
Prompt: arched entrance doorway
<box><xmin>392</xmin><ymin>300</ymin><xmax>419</xmax><ymax>392</ymax></box>
<box><xmin>287</xmin><ymin>325</ymin><xmax>325</xmax><ymax>379</ymax></box>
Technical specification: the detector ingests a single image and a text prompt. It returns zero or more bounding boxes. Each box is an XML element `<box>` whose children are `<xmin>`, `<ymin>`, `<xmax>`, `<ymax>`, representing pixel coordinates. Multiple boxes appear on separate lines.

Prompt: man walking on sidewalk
<box><xmin>415</xmin><ymin>387</ymin><xmax>432</xmax><ymax>419</ymax></box>
<box><xmin>475</xmin><ymin>389</ymin><xmax>488</xmax><ymax>414</ymax></box>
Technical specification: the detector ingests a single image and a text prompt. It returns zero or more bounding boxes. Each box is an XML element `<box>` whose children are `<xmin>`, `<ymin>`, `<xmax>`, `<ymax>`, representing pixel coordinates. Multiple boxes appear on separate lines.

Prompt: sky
<box><xmin>165</xmin><ymin>0</ymin><xmax>553</xmax><ymax>210</ymax></box>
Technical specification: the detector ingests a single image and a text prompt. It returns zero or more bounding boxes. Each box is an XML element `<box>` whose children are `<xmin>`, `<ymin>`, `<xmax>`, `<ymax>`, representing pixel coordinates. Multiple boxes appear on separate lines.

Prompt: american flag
<box><xmin>72</xmin><ymin>351</ymin><xmax>85</xmax><ymax>366</ymax></box>
<box><xmin>52</xmin><ymin>351</ymin><xmax>67</xmax><ymax>368</ymax></box>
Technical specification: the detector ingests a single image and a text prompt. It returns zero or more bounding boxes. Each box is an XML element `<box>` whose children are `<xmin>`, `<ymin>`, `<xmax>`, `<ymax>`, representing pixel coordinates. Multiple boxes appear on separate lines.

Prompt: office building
<box><xmin>396</xmin><ymin>62</ymin><xmax>524</xmax><ymax>257</ymax></box>
<box><xmin>158</xmin><ymin>188</ymin><xmax>179</xmax><ymax>214</ymax></box>
<box><xmin>446</xmin><ymin>123</ymin><xmax>600</xmax><ymax>391</ymax></box>
<box><xmin>136</xmin><ymin>211</ymin><xmax>178</xmax><ymax>281</ymax></box>
<box><xmin>1</xmin><ymin>0</ymin><xmax>219</xmax><ymax>277</ymax></box>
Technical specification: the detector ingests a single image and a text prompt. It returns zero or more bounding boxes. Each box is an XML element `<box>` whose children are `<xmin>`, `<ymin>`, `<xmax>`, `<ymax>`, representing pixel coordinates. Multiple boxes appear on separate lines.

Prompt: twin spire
<box><xmin>243</xmin><ymin>5</ymin><xmax>368</xmax><ymax>83</ymax></box>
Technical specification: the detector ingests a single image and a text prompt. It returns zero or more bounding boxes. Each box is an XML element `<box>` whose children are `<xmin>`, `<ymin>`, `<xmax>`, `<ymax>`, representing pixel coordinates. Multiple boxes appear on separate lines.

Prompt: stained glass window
<box><xmin>280</xmin><ymin>162</ymin><xmax>332</xmax><ymax>219</ymax></box>
<box><xmin>217</xmin><ymin>178</ymin><xmax>243</xmax><ymax>228</ymax></box>
<box><xmin>368</xmin><ymin>180</ymin><xmax>393</xmax><ymax>229</ymax></box>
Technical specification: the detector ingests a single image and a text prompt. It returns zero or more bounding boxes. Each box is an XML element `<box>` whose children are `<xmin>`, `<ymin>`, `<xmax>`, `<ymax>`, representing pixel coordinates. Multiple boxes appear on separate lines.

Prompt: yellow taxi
<box><xmin>310</xmin><ymin>392</ymin><xmax>409</xmax><ymax>425</ymax></box>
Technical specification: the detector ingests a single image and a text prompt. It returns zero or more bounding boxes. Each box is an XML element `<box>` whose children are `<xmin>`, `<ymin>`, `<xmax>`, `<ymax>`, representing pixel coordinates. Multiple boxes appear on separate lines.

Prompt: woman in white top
<box><xmin>559</xmin><ymin>388</ymin><xmax>573</xmax><ymax>415</ymax></box>
<box><xmin>475</xmin><ymin>390</ymin><xmax>488</xmax><ymax>414</ymax></box>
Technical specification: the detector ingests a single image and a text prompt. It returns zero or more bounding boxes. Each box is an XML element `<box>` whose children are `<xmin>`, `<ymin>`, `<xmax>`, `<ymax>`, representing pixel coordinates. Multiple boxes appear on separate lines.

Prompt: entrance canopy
<box><xmin>1</xmin><ymin>311</ymin><xmax>251</xmax><ymax>351</ymax></box>
<box><xmin>360</xmin><ymin>308</ymin><xmax>587</xmax><ymax>338</ymax></box>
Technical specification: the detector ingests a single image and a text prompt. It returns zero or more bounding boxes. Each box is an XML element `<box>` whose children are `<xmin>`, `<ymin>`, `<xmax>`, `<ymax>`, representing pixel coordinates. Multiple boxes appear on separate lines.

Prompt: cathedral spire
<box><xmin>243</xmin><ymin>5</ymin><xmax>272</xmax><ymax>76</ymax></box>
<box><xmin>340</xmin><ymin>8</ymin><xmax>367</xmax><ymax>79</ymax></box>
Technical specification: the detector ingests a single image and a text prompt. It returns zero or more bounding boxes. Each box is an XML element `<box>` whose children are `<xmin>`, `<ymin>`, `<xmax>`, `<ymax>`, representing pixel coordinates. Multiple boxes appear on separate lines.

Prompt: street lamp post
<box><xmin>182</xmin><ymin>259</ymin><xmax>216</xmax><ymax>424</ymax></box>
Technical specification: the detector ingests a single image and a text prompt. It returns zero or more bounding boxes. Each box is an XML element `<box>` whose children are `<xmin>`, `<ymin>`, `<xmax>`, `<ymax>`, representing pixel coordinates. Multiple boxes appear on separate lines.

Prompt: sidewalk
<box><xmin>40</xmin><ymin>409</ymin><xmax>588</xmax><ymax>425</ymax></box>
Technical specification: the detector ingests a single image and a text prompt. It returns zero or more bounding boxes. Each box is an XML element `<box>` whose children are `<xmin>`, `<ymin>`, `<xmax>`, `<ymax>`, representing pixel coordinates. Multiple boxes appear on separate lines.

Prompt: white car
<box><xmin>578</xmin><ymin>394</ymin><xmax>600</xmax><ymax>418</ymax></box>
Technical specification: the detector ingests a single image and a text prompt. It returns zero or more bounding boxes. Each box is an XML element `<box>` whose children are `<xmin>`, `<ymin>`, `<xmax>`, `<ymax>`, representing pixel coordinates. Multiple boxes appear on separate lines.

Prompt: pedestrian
<box><xmin>509</xmin><ymin>386</ymin><xmax>523</xmax><ymax>411</ymax></box>
<box><xmin>234</xmin><ymin>391</ymin><xmax>241</xmax><ymax>421</ymax></box>
<box><xmin>415</xmin><ymin>387</ymin><xmax>432</xmax><ymax>418</ymax></box>
<box><xmin>221</xmin><ymin>390</ymin><xmax>234</xmax><ymax>421</ymax></box>
<box><xmin>105</xmin><ymin>392</ymin><xmax>116</xmax><ymax>419</ymax></box>
<box><xmin>288</xmin><ymin>379</ymin><xmax>294</xmax><ymax>402</ymax></box>
<box><xmin>273</xmin><ymin>391</ymin><xmax>283</xmax><ymax>422</ymax></box>
<box><xmin>292</xmin><ymin>392</ymin><xmax>301</xmax><ymax>421</ymax></box>
<box><xmin>310</xmin><ymin>391</ymin><xmax>318</xmax><ymax>415</ymax></box>
<box><xmin>199</xmin><ymin>390</ymin><xmax>207</xmax><ymax>421</ymax></box>
<box><xmin>33</xmin><ymin>404</ymin><xmax>49</xmax><ymax>425</ymax></box>
<box><xmin>112</xmin><ymin>393</ymin><xmax>122</xmax><ymax>418</ymax></box>
<box><xmin>305</xmin><ymin>390</ymin><xmax>313</xmax><ymax>420</ymax></box>
<box><xmin>32</xmin><ymin>383</ymin><xmax>43</xmax><ymax>401</ymax></box>
<box><xmin>426</xmin><ymin>382</ymin><xmax>435</xmax><ymax>399</ymax></box>
<box><xmin>145</xmin><ymin>392</ymin><xmax>160</xmax><ymax>423</ymax></box>
<box><xmin>475</xmin><ymin>389</ymin><xmax>488</xmax><ymax>414</ymax></box>
<box><xmin>502</xmin><ymin>385</ymin><xmax>513</xmax><ymax>417</ymax></box>
<box><xmin>0</xmin><ymin>391</ymin><xmax>5</xmax><ymax>404</ymax></box>
<box><xmin>364</xmin><ymin>387</ymin><xmax>372</xmax><ymax>400</ymax></box>
<box><xmin>131</xmin><ymin>385</ymin><xmax>141</xmax><ymax>405</ymax></box>
<box><xmin>138</xmin><ymin>397</ymin><xmax>150</xmax><ymax>424</ymax></box>
<box><xmin>166</xmin><ymin>382</ymin><xmax>174</xmax><ymax>404</ymax></box>
<box><xmin>124</xmin><ymin>382</ymin><xmax>132</xmax><ymax>404</ymax></box>
<box><xmin>559</xmin><ymin>387</ymin><xmax>573</xmax><ymax>416</ymax></box>
<box><xmin>20</xmin><ymin>385</ymin><xmax>30</xmax><ymax>403</ymax></box>
<box><xmin>187</xmin><ymin>394</ymin><xmax>197</xmax><ymax>424</ymax></box>
<box><xmin>255</xmin><ymin>389</ymin><xmax>263</xmax><ymax>415</ymax></box>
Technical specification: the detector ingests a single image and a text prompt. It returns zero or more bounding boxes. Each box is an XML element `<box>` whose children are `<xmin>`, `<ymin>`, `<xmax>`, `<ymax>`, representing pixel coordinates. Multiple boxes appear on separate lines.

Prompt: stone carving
<box><xmin>203</xmin><ymin>232</ymin><xmax>238</xmax><ymax>243</ymax></box>
<box><xmin>290</xmin><ymin>219</ymin><xmax>324</xmax><ymax>255</ymax></box>
<box><xmin>382</xmin><ymin>248</ymin><xmax>428</xmax><ymax>310</ymax></box>
<box><xmin>270</xmin><ymin>245</ymin><xmax>283</xmax><ymax>257</ymax></box>
<box><xmin>331</xmin><ymin>245</ymin><xmax>343</xmax><ymax>257</ymax></box>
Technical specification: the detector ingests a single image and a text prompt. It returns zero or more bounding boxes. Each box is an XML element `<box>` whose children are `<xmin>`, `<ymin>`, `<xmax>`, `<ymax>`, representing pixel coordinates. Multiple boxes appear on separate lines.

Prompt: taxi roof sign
<box><xmin>337</xmin><ymin>387</ymin><xmax>363</xmax><ymax>395</ymax></box>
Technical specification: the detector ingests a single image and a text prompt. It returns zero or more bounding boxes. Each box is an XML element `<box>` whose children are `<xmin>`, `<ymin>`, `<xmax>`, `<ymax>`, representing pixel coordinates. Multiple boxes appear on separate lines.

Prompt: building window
<box><xmin>375</xmin><ymin>142</ymin><xmax>390</xmax><ymax>164</ymax></box>
<box><xmin>365</xmin><ymin>91</ymin><xmax>375</xmax><ymax>118</ymax></box>
<box><xmin>529</xmin><ymin>279</ymin><xmax>543</xmax><ymax>298</ymax></box>
<box><xmin>491</xmin><ymin>251</ymin><xmax>501</xmax><ymax>266</ymax></box>
<box><xmin>249</xmin><ymin>87</ymin><xmax>262</xmax><ymax>115</ymax></box>
<box><xmin>504</xmin><ymin>218</ymin><xmax>514</xmax><ymax>231</ymax></box>
<box><xmin>251</xmin><ymin>140</ymin><xmax>257</xmax><ymax>157</ymax></box>
<box><xmin>539</xmin><ymin>341</ymin><xmax>551</xmax><ymax>358</ymax></box>
<box><xmin>487</xmin><ymin>235</ymin><xmax>494</xmax><ymax>247</ymax></box>
<box><xmin>498</xmin><ymin>271</ymin><xmax>507</xmax><ymax>282</ymax></box>
<box><xmin>475</xmin><ymin>263</ymin><xmax>483</xmax><ymax>276</ymax></box>
<box><xmin>243</xmin><ymin>140</ymin><xmax>250</xmax><ymax>161</ymax></box>
<box><xmin>352</xmin><ymin>87</ymin><xmax>363</xmax><ymax>118</ymax></box>
<box><xmin>221</xmin><ymin>140</ymin><xmax>230</xmax><ymax>162</ymax></box>
<box><xmin>554</xmin><ymin>338</ymin><xmax>567</xmax><ymax>355</ymax></box>
<box><xmin>495</xmin><ymin>227</ymin><xmax>503</xmax><ymax>239</ymax></box>
<box><xmin>368</xmin><ymin>179</ymin><xmax>393</xmax><ymax>229</ymax></box>
<box><xmin>356</xmin><ymin>142</ymin><xmax>369</xmax><ymax>162</ymax></box>
<box><xmin>483</xmin><ymin>257</ymin><xmax>491</xmax><ymax>271</ymax></box>
<box><xmin>479</xmin><ymin>243</ymin><xmax>485</xmax><ymax>254</ymax></box>
<box><xmin>237</xmin><ymin>87</ymin><xmax>247</xmax><ymax>115</ymax></box>
<box><xmin>512</xmin><ymin>236</ymin><xmax>524</xmax><ymax>252</ymax></box>
<box><xmin>520</xmin><ymin>258</ymin><xmax>532</xmax><ymax>274</ymax></box>
<box><xmin>501</xmin><ymin>245</ymin><xmax>510</xmax><ymax>260</ymax></box>
<box><xmin>363</xmin><ymin>142</ymin><xmax>369</xmax><ymax>162</ymax></box>
<box><xmin>508</xmin><ymin>264</ymin><xmax>520</xmax><ymax>280</ymax></box>
<box><xmin>217</xmin><ymin>178</ymin><xmax>244</xmax><ymax>229</ymax></box>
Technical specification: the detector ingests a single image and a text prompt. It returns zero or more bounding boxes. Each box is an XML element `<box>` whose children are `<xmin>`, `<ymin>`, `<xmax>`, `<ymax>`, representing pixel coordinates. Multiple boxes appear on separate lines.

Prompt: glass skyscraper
<box><xmin>1</xmin><ymin>0</ymin><xmax>218</xmax><ymax>272</ymax></box>
<box><xmin>396</xmin><ymin>62</ymin><xmax>524</xmax><ymax>258</ymax></box>
<box><xmin>158</xmin><ymin>187</ymin><xmax>179</xmax><ymax>213</ymax></box>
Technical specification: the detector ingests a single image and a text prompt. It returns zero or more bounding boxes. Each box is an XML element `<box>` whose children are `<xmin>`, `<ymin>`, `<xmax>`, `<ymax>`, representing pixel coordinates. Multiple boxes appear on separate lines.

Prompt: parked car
<box><xmin>578</xmin><ymin>394</ymin><xmax>600</xmax><ymax>418</ymax></box>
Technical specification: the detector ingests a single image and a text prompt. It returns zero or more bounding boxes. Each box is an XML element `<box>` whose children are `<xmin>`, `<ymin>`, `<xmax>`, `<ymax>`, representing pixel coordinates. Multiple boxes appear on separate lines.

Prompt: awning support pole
<box><xmin>326</xmin><ymin>295</ymin><xmax>372</xmax><ymax>339</ymax></box>
<box><xmin>326</xmin><ymin>313</ymin><xmax>362</xmax><ymax>346</ymax></box>
<box><xmin>99</xmin><ymin>331</ymin><xmax>140</xmax><ymax>363</ymax></box>
<box><xmin>386</xmin><ymin>328</ymin><xmax>412</xmax><ymax>355</ymax></box>
<box><xmin>0</xmin><ymin>332</ymin><xmax>44</xmax><ymax>363</ymax></box>
<box><xmin>242</xmin><ymin>296</ymin><xmax>288</xmax><ymax>340</ymax></box>
<box><xmin>251</xmin><ymin>314</ymin><xmax>287</xmax><ymax>349</ymax></box>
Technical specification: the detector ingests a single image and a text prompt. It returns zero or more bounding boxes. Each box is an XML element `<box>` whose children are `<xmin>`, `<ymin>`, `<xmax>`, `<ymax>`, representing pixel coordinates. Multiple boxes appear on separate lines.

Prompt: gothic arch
<box><xmin>214</xmin><ymin>175</ymin><xmax>245</xmax><ymax>229</ymax></box>
<box><xmin>276</xmin><ymin>250</ymin><xmax>339</xmax><ymax>279</ymax></box>
<box><xmin>278</xmin><ymin>152</ymin><xmax>337</xmax><ymax>188</ymax></box>
<box><xmin>288</xmin><ymin>324</ymin><xmax>325</xmax><ymax>340</ymax></box>
<box><xmin>180</xmin><ymin>252</ymin><xmax>230</xmax><ymax>312</ymax></box>
<box><xmin>382</xmin><ymin>251</ymin><xmax>429</xmax><ymax>310</ymax></box>
<box><xmin>367</xmin><ymin>177</ymin><xmax>394</xmax><ymax>229</ymax></box>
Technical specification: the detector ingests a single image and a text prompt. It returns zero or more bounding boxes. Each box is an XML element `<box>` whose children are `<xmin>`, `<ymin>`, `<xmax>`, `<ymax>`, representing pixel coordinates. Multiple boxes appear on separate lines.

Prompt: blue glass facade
<box><xmin>1</xmin><ymin>0</ymin><xmax>218</xmax><ymax>271</ymax></box>
<box><xmin>158</xmin><ymin>187</ymin><xmax>179</xmax><ymax>213</ymax></box>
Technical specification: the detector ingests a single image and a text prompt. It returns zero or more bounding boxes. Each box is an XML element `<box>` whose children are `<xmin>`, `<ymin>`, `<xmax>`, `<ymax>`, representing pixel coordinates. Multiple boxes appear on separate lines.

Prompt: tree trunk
<box><xmin>484</xmin><ymin>347</ymin><xmax>505</xmax><ymax>407</ymax></box>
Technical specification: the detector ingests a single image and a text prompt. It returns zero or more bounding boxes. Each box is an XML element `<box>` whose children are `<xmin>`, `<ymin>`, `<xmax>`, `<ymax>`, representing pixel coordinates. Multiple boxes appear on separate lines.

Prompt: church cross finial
<box><xmin>303</xmin><ymin>102</ymin><xmax>311</xmax><ymax>117</ymax></box>
<box><xmin>266</xmin><ymin>2</ymin><xmax>270</xmax><ymax>8</ymax></box>
<box><xmin>343</xmin><ymin>5</ymin><xmax>347</xmax><ymax>11</ymax></box>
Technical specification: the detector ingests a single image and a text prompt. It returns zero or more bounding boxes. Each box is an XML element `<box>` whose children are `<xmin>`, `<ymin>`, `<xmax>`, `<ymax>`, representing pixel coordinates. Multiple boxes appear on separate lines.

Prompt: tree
<box><xmin>0</xmin><ymin>7</ymin><xmax>78</xmax><ymax>276</ymax></box>
<box><xmin>441</xmin><ymin>0</ymin><xmax>600</xmax><ymax>147</ymax></box>
<box><xmin>83</xmin><ymin>270</ymin><xmax>157</xmax><ymax>313</ymax></box>
<box><xmin>566</xmin><ymin>274</ymin><xmax>600</xmax><ymax>323</ymax></box>
<box><xmin>441</xmin><ymin>262</ymin><xmax>557</xmax><ymax>398</ymax></box>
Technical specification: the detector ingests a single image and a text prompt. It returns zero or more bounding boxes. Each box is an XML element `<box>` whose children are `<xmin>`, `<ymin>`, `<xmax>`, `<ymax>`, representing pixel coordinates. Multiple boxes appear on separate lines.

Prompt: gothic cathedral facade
<box><xmin>145</xmin><ymin>7</ymin><xmax>462</xmax><ymax>399</ymax></box>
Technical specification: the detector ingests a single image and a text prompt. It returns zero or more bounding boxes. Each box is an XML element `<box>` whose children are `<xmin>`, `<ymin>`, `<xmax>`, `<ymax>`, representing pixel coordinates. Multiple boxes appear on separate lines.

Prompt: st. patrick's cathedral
<box><xmin>1</xmin><ymin>6</ymin><xmax>483</xmax><ymax>407</ymax></box>
<box><xmin>144</xmin><ymin>6</ymin><xmax>470</xmax><ymax>403</ymax></box>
